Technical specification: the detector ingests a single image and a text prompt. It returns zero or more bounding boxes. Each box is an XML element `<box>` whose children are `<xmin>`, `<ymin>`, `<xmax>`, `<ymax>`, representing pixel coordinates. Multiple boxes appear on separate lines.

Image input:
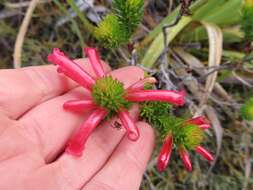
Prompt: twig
<box><xmin>147</xmin><ymin>158</ymin><xmax>157</xmax><ymax>171</ymax></box>
<box><xmin>117</xmin><ymin>48</ymin><xmax>130</xmax><ymax>63</ymax></box>
<box><xmin>221</xmin><ymin>77</ymin><xmax>253</xmax><ymax>86</ymax></box>
<box><xmin>232</xmin><ymin>71</ymin><xmax>253</xmax><ymax>88</ymax></box>
<box><xmin>143</xmin><ymin>172</ymin><xmax>156</xmax><ymax>190</ymax></box>
<box><xmin>242</xmin><ymin>132</ymin><xmax>252</xmax><ymax>190</ymax></box>
<box><xmin>174</xmin><ymin>48</ymin><xmax>236</xmax><ymax>103</ymax></box>
<box><xmin>129</xmin><ymin>48</ymin><xmax>137</xmax><ymax>66</ymax></box>
<box><xmin>243</xmin><ymin>64</ymin><xmax>253</xmax><ymax>74</ymax></box>
<box><xmin>198</xmin><ymin>64</ymin><xmax>231</xmax><ymax>81</ymax></box>
<box><xmin>5</xmin><ymin>0</ymin><xmax>49</xmax><ymax>9</ymax></box>
<box><xmin>0</xmin><ymin>10</ymin><xmax>19</xmax><ymax>19</ymax></box>
<box><xmin>162</xmin><ymin>0</ymin><xmax>193</xmax><ymax>53</ymax></box>
<box><xmin>82</xmin><ymin>0</ymin><xmax>101</xmax><ymax>23</ymax></box>
<box><xmin>159</xmin><ymin>63</ymin><xmax>177</xmax><ymax>90</ymax></box>
<box><xmin>13</xmin><ymin>0</ymin><xmax>39</xmax><ymax>68</ymax></box>
<box><xmin>160</xmin><ymin>0</ymin><xmax>193</xmax><ymax>71</ymax></box>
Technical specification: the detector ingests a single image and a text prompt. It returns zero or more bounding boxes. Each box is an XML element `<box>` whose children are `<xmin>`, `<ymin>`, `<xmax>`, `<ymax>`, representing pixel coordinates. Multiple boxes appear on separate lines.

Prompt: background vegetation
<box><xmin>0</xmin><ymin>0</ymin><xmax>253</xmax><ymax>189</ymax></box>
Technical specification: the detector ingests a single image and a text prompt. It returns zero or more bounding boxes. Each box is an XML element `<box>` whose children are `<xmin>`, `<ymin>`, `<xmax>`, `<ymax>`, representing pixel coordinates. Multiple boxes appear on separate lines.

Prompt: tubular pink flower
<box><xmin>157</xmin><ymin>134</ymin><xmax>173</xmax><ymax>172</ymax></box>
<box><xmin>198</xmin><ymin>124</ymin><xmax>210</xmax><ymax>130</ymax></box>
<box><xmin>84</xmin><ymin>47</ymin><xmax>105</xmax><ymax>78</ymax></box>
<box><xmin>195</xmin><ymin>146</ymin><xmax>214</xmax><ymax>162</ymax></box>
<box><xmin>48</xmin><ymin>48</ymin><xmax>95</xmax><ymax>90</ymax></box>
<box><xmin>187</xmin><ymin>116</ymin><xmax>211</xmax><ymax>130</ymax></box>
<box><xmin>63</xmin><ymin>100</ymin><xmax>97</xmax><ymax>112</ymax></box>
<box><xmin>126</xmin><ymin>90</ymin><xmax>185</xmax><ymax>106</ymax></box>
<box><xmin>66</xmin><ymin>108</ymin><xmax>107</xmax><ymax>156</ymax></box>
<box><xmin>179</xmin><ymin>147</ymin><xmax>192</xmax><ymax>172</ymax></box>
<box><xmin>126</xmin><ymin>77</ymin><xmax>157</xmax><ymax>93</ymax></box>
<box><xmin>118</xmin><ymin>110</ymin><xmax>139</xmax><ymax>141</ymax></box>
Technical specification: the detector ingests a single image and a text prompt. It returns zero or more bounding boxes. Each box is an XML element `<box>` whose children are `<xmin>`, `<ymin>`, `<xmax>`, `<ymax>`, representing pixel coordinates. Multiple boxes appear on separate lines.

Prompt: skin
<box><xmin>0</xmin><ymin>59</ymin><xmax>155</xmax><ymax>190</ymax></box>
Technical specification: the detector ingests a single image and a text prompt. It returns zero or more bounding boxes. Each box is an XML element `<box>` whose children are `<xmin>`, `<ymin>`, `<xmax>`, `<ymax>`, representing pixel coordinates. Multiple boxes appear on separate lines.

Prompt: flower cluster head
<box><xmin>157</xmin><ymin>116</ymin><xmax>214</xmax><ymax>172</ymax></box>
<box><xmin>48</xmin><ymin>47</ymin><xmax>185</xmax><ymax>157</ymax></box>
<box><xmin>140</xmin><ymin>102</ymin><xmax>214</xmax><ymax>172</ymax></box>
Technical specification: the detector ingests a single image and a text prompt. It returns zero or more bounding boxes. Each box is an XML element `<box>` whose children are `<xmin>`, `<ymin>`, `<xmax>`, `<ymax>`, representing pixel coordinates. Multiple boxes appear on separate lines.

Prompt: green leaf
<box><xmin>241</xmin><ymin>5</ymin><xmax>253</xmax><ymax>41</ymax></box>
<box><xmin>141</xmin><ymin>0</ymin><xmax>243</xmax><ymax>69</ymax></box>
<box><xmin>141</xmin><ymin>16</ymin><xmax>192</xmax><ymax>68</ymax></box>
<box><xmin>95</xmin><ymin>0</ymin><xmax>144</xmax><ymax>48</ymax></box>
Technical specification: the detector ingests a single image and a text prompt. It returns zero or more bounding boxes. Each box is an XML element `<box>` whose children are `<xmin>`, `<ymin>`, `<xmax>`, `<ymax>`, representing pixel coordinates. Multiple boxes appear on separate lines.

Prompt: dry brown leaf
<box><xmin>200</xmin><ymin>22</ymin><xmax>223</xmax><ymax>106</ymax></box>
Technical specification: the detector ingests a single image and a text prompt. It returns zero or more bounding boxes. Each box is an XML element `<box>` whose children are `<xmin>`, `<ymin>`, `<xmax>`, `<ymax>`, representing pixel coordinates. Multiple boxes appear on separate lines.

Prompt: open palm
<box><xmin>0</xmin><ymin>59</ymin><xmax>154</xmax><ymax>190</ymax></box>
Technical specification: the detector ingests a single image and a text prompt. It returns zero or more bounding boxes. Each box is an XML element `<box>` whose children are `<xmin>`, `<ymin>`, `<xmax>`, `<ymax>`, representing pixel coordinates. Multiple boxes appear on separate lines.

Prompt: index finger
<box><xmin>0</xmin><ymin>59</ymin><xmax>110</xmax><ymax>119</ymax></box>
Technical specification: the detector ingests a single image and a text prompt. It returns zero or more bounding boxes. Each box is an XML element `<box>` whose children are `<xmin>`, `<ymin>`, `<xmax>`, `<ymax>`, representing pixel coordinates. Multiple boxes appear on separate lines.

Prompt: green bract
<box><xmin>92</xmin><ymin>76</ymin><xmax>130</xmax><ymax>116</ymax></box>
<box><xmin>179</xmin><ymin>124</ymin><xmax>204</xmax><ymax>150</ymax></box>
<box><xmin>140</xmin><ymin>101</ymin><xmax>204</xmax><ymax>150</ymax></box>
<box><xmin>140</xmin><ymin>101</ymin><xmax>172</xmax><ymax>124</ymax></box>
<box><xmin>94</xmin><ymin>15</ymin><xmax>128</xmax><ymax>48</ymax></box>
<box><xmin>94</xmin><ymin>0</ymin><xmax>144</xmax><ymax>48</ymax></box>
<box><xmin>113</xmin><ymin>0</ymin><xmax>144</xmax><ymax>34</ymax></box>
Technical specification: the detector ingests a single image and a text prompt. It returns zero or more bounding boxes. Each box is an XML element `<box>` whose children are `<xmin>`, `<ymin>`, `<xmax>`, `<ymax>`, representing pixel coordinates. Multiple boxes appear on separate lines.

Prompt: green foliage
<box><xmin>94</xmin><ymin>0</ymin><xmax>144</xmax><ymax>48</ymax></box>
<box><xmin>158</xmin><ymin>116</ymin><xmax>204</xmax><ymax>150</ymax></box>
<box><xmin>241</xmin><ymin>5</ymin><xmax>253</xmax><ymax>41</ymax></box>
<box><xmin>240</xmin><ymin>97</ymin><xmax>253</xmax><ymax>121</ymax></box>
<box><xmin>156</xmin><ymin>115</ymin><xmax>183</xmax><ymax>139</ymax></box>
<box><xmin>179</xmin><ymin>124</ymin><xmax>204</xmax><ymax>149</ymax></box>
<box><xmin>92</xmin><ymin>76</ymin><xmax>130</xmax><ymax>115</ymax></box>
<box><xmin>140</xmin><ymin>101</ymin><xmax>172</xmax><ymax>124</ymax></box>
<box><xmin>0</xmin><ymin>21</ymin><xmax>16</xmax><ymax>37</ymax></box>
<box><xmin>140</xmin><ymin>101</ymin><xmax>204</xmax><ymax>150</ymax></box>
<box><xmin>141</xmin><ymin>0</ymin><xmax>243</xmax><ymax>68</ymax></box>
<box><xmin>113</xmin><ymin>0</ymin><xmax>144</xmax><ymax>34</ymax></box>
<box><xmin>94</xmin><ymin>15</ymin><xmax>128</xmax><ymax>48</ymax></box>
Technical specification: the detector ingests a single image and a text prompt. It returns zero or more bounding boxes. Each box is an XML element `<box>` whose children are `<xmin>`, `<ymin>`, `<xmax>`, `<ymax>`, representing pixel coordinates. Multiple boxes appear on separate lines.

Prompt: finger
<box><xmin>18</xmin><ymin>66</ymin><xmax>144</xmax><ymax>162</ymax></box>
<box><xmin>21</xmin><ymin>105</ymin><xmax>140</xmax><ymax>190</ymax></box>
<box><xmin>83</xmin><ymin>122</ymin><xmax>155</xmax><ymax>190</ymax></box>
<box><xmin>0</xmin><ymin>59</ymin><xmax>110</xmax><ymax>119</ymax></box>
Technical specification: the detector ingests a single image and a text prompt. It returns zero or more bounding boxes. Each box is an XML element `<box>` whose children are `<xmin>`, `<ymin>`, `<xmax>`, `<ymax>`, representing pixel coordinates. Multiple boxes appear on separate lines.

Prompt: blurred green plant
<box><xmin>240</xmin><ymin>97</ymin><xmax>253</xmax><ymax>121</ymax></box>
<box><xmin>241</xmin><ymin>0</ymin><xmax>253</xmax><ymax>41</ymax></box>
<box><xmin>140</xmin><ymin>0</ymin><xmax>243</xmax><ymax>68</ymax></box>
<box><xmin>94</xmin><ymin>0</ymin><xmax>144</xmax><ymax>48</ymax></box>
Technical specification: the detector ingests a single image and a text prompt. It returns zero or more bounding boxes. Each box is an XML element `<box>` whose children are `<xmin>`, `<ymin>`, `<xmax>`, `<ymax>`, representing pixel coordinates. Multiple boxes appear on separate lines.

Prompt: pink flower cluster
<box><xmin>157</xmin><ymin>116</ymin><xmax>214</xmax><ymax>172</ymax></box>
<box><xmin>48</xmin><ymin>47</ymin><xmax>185</xmax><ymax>157</ymax></box>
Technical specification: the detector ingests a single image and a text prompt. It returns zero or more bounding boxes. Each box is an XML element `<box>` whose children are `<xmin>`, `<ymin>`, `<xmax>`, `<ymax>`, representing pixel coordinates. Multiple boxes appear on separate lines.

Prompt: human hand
<box><xmin>0</xmin><ymin>59</ymin><xmax>155</xmax><ymax>190</ymax></box>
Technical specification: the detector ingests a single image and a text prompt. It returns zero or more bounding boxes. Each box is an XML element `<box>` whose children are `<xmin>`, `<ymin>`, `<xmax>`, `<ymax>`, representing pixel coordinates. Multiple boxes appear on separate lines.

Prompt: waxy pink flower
<box><xmin>179</xmin><ymin>147</ymin><xmax>192</xmax><ymax>172</ymax></box>
<box><xmin>186</xmin><ymin>116</ymin><xmax>211</xmax><ymax>130</ymax></box>
<box><xmin>48</xmin><ymin>47</ymin><xmax>185</xmax><ymax>156</ymax></box>
<box><xmin>66</xmin><ymin>108</ymin><xmax>107</xmax><ymax>157</ymax></box>
<box><xmin>195</xmin><ymin>145</ymin><xmax>214</xmax><ymax>162</ymax></box>
<box><xmin>157</xmin><ymin>116</ymin><xmax>214</xmax><ymax>172</ymax></box>
<box><xmin>48</xmin><ymin>48</ymin><xmax>95</xmax><ymax>90</ymax></box>
<box><xmin>157</xmin><ymin>134</ymin><xmax>173</xmax><ymax>172</ymax></box>
<box><xmin>126</xmin><ymin>90</ymin><xmax>185</xmax><ymax>106</ymax></box>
